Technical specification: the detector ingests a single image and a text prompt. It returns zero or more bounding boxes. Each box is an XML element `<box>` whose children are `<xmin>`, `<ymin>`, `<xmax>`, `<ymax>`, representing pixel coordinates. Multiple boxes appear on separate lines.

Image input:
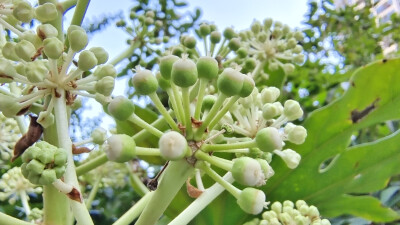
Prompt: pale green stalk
<box><xmin>0</xmin><ymin>212</ymin><xmax>33</xmax><ymax>225</ymax></box>
<box><xmin>195</xmin><ymin>151</ymin><xmax>233</xmax><ymax>171</ymax></box>
<box><xmin>136</xmin><ymin>147</ymin><xmax>161</xmax><ymax>156</ymax></box>
<box><xmin>166</xmin><ymin>88</ymin><xmax>184</xmax><ymax>122</ymax></box>
<box><xmin>109</xmin><ymin>41</ymin><xmax>141</xmax><ymax>66</ymax></box>
<box><xmin>208</xmin><ymin>96</ymin><xmax>240</xmax><ymax>130</ymax></box>
<box><xmin>148</xmin><ymin>92</ymin><xmax>179</xmax><ymax>131</ymax></box>
<box><xmin>85</xmin><ymin>175</ymin><xmax>102</xmax><ymax>209</ymax></box>
<box><xmin>112</xmin><ymin>192</ymin><xmax>154</xmax><ymax>225</ymax></box>
<box><xmin>19</xmin><ymin>191</ymin><xmax>31</xmax><ymax>217</ymax></box>
<box><xmin>171</xmin><ymin>84</ymin><xmax>185</xmax><ymax>125</ymax></box>
<box><xmin>201</xmin><ymin>140</ymin><xmax>256</xmax><ymax>152</ymax></box>
<box><xmin>182</xmin><ymin>87</ymin><xmax>193</xmax><ymax>137</ymax></box>
<box><xmin>193</xmin><ymin>79</ymin><xmax>207</xmax><ymax>120</ymax></box>
<box><xmin>128</xmin><ymin>114</ymin><xmax>163</xmax><ymax>138</ymax></box>
<box><xmin>125</xmin><ymin>163</ymin><xmax>149</xmax><ymax>196</ymax></box>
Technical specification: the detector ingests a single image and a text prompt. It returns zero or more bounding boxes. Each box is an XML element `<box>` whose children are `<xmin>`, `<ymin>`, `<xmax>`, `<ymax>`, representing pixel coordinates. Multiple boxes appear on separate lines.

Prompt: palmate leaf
<box><xmin>264</xmin><ymin>58</ymin><xmax>400</xmax><ymax>221</ymax></box>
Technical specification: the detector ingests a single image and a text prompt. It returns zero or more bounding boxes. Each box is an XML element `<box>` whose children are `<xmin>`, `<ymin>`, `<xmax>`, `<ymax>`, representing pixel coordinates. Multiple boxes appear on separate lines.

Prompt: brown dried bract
<box><xmin>186</xmin><ymin>179</ymin><xmax>203</xmax><ymax>198</ymax></box>
<box><xmin>67</xmin><ymin>187</ymin><xmax>83</xmax><ymax>203</ymax></box>
<box><xmin>31</xmin><ymin>47</ymin><xmax>44</xmax><ymax>61</ymax></box>
<box><xmin>72</xmin><ymin>144</ymin><xmax>91</xmax><ymax>154</ymax></box>
<box><xmin>191</xmin><ymin>117</ymin><xmax>203</xmax><ymax>128</ymax></box>
<box><xmin>66</xmin><ymin>91</ymin><xmax>77</xmax><ymax>105</ymax></box>
<box><xmin>12</xmin><ymin>115</ymin><xmax>43</xmax><ymax>162</ymax></box>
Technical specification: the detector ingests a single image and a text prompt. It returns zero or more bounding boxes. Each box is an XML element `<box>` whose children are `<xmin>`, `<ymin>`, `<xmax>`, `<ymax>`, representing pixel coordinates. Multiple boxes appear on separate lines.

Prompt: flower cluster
<box><xmin>0</xmin><ymin>112</ymin><xmax>20</xmax><ymax>163</ymax></box>
<box><xmin>243</xmin><ymin>200</ymin><xmax>331</xmax><ymax>225</ymax></box>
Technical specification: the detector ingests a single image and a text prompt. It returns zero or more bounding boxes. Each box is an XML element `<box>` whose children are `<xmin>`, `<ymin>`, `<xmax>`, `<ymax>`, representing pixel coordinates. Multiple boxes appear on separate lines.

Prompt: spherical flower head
<box><xmin>132</xmin><ymin>68</ymin><xmax>159</xmax><ymax>95</ymax></box>
<box><xmin>237</xmin><ymin>188</ymin><xmax>266</xmax><ymax>214</ymax></box>
<box><xmin>231</xmin><ymin>157</ymin><xmax>265</xmax><ymax>186</ymax></box>
<box><xmin>217</xmin><ymin>68</ymin><xmax>244</xmax><ymax>97</ymax></box>
<box><xmin>90</xmin><ymin>47</ymin><xmax>109</xmax><ymax>65</ymax></box>
<box><xmin>35</xmin><ymin>3</ymin><xmax>58</xmax><ymax>22</ymax></box>
<box><xmin>171</xmin><ymin>56</ymin><xmax>198</xmax><ymax>88</ymax></box>
<box><xmin>105</xmin><ymin>134</ymin><xmax>136</xmax><ymax>163</ymax></box>
<box><xmin>159</xmin><ymin>131</ymin><xmax>188</xmax><ymax>160</ymax></box>
<box><xmin>286</xmin><ymin>125</ymin><xmax>307</xmax><ymax>145</ymax></box>
<box><xmin>12</xmin><ymin>1</ymin><xmax>34</xmax><ymax>23</ymax></box>
<box><xmin>0</xmin><ymin>113</ymin><xmax>20</xmax><ymax>161</ymax></box>
<box><xmin>15</xmin><ymin>40</ymin><xmax>36</xmax><ymax>62</ymax></box>
<box><xmin>95</xmin><ymin>76</ymin><xmax>115</xmax><ymax>96</ymax></box>
<box><xmin>239</xmin><ymin>75</ymin><xmax>255</xmax><ymax>98</ymax></box>
<box><xmin>43</xmin><ymin>37</ymin><xmax>64</xmax><ymax>59</ymax></box>
<box><xmin>273</xmin><ymin>149</ymin><xmax>301</xmax><ymax>169</ymax></box>
<box><xmin>37</xmin><ymin>24</ymin><xmax>58</xmax><ymax>40</ymax></box>
<box><xmin>107</xmin><ymin>96</ymin><xmax>135</xmax><ymax>121</ymax></box>
<box><xmin>21</xmin><ymin>141</ymin><xmax>67</xmax><ymax>185</ymax></box>
<box><xmin>2</xmin><ymin>42</ymin><xmax>20</xmax><ymax>61</ymax></box>
<box><xmin>67</xmin><ymin>25</ymin><xmax>88</xmax><ymax>52</ymax></box>
<box><xmin>91</xmin><ymin>127</ymin><xmax>107</xmax><ymax>145</ymax></box>
<box><xmin>197</xmin><ymin>56</ymin><xmax>219</xmax><ymax>80</ymax></box>
<box><xmin>0</xmin><ymin>59</ymin><xmax>17</xmax><ymax>83</ymax></box>
<box><xmin>93</xmin><ymin>64</ymin><xmax>117</xmax><ymax>79</ymax></box>
<box><xmin>160</xmin><ymin>55</ymin><xmax>180</xmax><ymax>80</ymax></box>
<box><xmin>261</xmin><ymin>87</ymin><xmax>280</xmax><ymax>104</ymax></box>
<box><xmin>283</xmin><ymin>100</ymin><xmax>303</xmax><ymax>121</ymax></box>
<box><xmin>78</xmin><ymin>50</ymin><xmax>98</xmax><ymax>71</ymax></box>
<box><xmin>26</xmin><ymin>60</ymin><xmax>49</xmax><ymax>83</ymax></box>
<box><xmin>255</xmin><ymin>127</ymin><xmax>283</xmax><ymax>152</ymax></box>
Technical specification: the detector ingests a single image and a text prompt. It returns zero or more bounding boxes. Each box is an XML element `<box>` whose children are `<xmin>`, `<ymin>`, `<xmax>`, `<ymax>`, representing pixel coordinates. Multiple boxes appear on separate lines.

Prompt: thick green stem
<box><xmin>0</xmin><ymin>212</ymin><xmax>33</xmax><ymax>225</ymax></box>
<box><xmin>69</xmin><ymin>0</ymin><xmax>90</xmax><ymax>26</ymax></box>
<box><xmin>136</xmin><ymin>147</ymin><xmax>161</xmax><ymax>156</ymax></box>
<box><xmin>58</xmin><ymin>0</ymin><xmax>77</xmax><ymax>13</ymax></box>
<box><xmin>195</xmin><ymin>151</ymin><xmax>233</xmax><ymax>171</ymax></box>
<box><xmin>112</xmin><ymin>192</ymin><xmax>154</xmax><ymax>225</ymax></box>
<box><xmin>76</xmin><ymin>153</ymin><xmax>108</xmax><ymax>176</ymax></box>
<box><xmin>201</xmin><ymin>140</ymin><xmax>256</xmax><ymax>152</ymax></box>
<box><xmin>135</xmin><ymin>160</ymin><xmax>194</xmax><ymax>225</ymax></box>
<box><xmin>208</xmin><ymin>96</ymin><xmax>240</xmax><ymax>130</ymax></box>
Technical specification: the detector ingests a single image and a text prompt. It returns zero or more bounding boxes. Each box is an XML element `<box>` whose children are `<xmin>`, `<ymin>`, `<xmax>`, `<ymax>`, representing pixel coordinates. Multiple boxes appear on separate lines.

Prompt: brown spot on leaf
<box><xmin>382</xmin><ymin>58</ymin><xmax>388</xmax><ymax>63</ymax></box>
<box><xmin>351</xmin><ymin>98</ymin><xmax>380</xmax><ymax>123</ymax></box>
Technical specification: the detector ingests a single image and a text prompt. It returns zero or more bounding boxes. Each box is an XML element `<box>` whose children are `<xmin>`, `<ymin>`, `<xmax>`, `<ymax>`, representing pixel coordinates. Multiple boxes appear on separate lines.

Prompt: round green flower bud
<box><xmin>244</xmin><ymin>58</ymin><xmax>257</xmax><ymax>71</ymax></box>
<box><xmin>91</xmin><ymin>127</ymin><xmax>107</xmax><ymax>145</ymax></box>
<box><xmin>263</xmin><ymin>18</ymin><xmax>273</xmax><ymax>30</ymax></box>
<box><xmin>251</xmin><ymin>21</ymin><xmax>262</xmax><ymax>34</ymax></box>
<box><xmin>223</xmin><ymin>27</ymin><xmax>236</xmax><ymax>40</ymax></box>
<box><xmin>197</xmin><ymin>56</ymin><xmax>219</xmax><ymax>80</ymax></box>
<box><xmin>293</xmin><ymin>45</ymin><xmax>303</xmax><ymax>54</ymax></box>
<box><xmin>2</xmin><ymin>42</ymin><xmax>19</xmax><ymax>61</ymax></box>
<box><xmin>37</xmin><ymin>111</ymin><xmax>55</xmax><ymax>128</ymax></box>
<box><xmin>183</xmin><ymin>36</ymin><xmax>196</xmax><ymax>49</ymax></box>
<box><xmin>36</xmin><ymin>24</ymin><xmax>58</xmax><ymax>40</ymax></box>
<box><xmin>268</xmin><ymin>62</ymin><xmax>279</xmax><ymax>71</ymax></box>
<box><xmin>15</xmin><ymin>40</ymin><xmax>36</xmax><ymax>62</ymax></box>
<box><xmin>231</xmin><ymin>157</ymin><xmax>265</xmax><ymax>186</ymax></box>
<box><xmin>20</xmin><ymin>31</ymin><xmax>42</xmax><ymax>49</ymax></box>
<box><xmin>13</xmin><ymin>1</ymin><xmax>34</xmax><ymax>23</ymax></box>
<box><xmin>35</xmin><ymin>3</ymin><xmax>58</xmax><ymax>22</ymax></box>
<box><xmin>155</xmin><ymin>20</ymin><xmax>163</xmax><ymax>28</ymax></box>
<box><xmin>21</xmin><ymin>141</ymin><xmax>67</xmax><ymax>185</ymax></box>
<box><xmin>132</xmin><ymin>69</ymin><xmax>158</xmax><ymax>95</ymax></box>
<box><xmin>228</xmin><ymin>38</ymin><xmax>241</xmax><ymax>51</ymax></box>
<box><xmin>236</xmin><ymin>47</ymin><xmax>247</xmax><ymax>58</ymax></box>
<box><xmin>283</xmin><ymin>100</ymin><xmax>303</xmax><ymax>120</ymax></box>
<box><xmin>43</xmin><ymin>37</ymin><xmax>64</xmax><ymax>59</ymax></box>
<box><xmin>156</xmin><ymin>71</ymin><xmax>171</xmax><ymax>90</ymax></box>
<box><xmin>105</xmin><ymin>134</ymin><xmax>136</xmax><ymax>163</ymax></box>
<box><xmin>262</xmin><ymin>103</ymin><xmax>281</xmax><ymax>120</ymax></box>
<box><xmin>261</xmin><ymin>87</ymin><xmax>280</xmax><ymax>104</ymax></box>
<box><xmin>68</xmin><ymin>27</ymin><xmax>88</xmax><ymax>52</ymax></box>
<box><xmin>26</xmin><ymin>60</ymin><xmax>49</xmax><ymax>83</ymax></box>
<box><xmin>210</xmin><ymin>31</ymin><xmax>221</xmax><ymax>44</ymax></box>
<box><xmin>294</xmin><ymin>31</ymin><xmax>303</xmax><ymax>41</ymax></box>
<box><xmin>287</xmin><ymin>125</ymin><xmax>307</xmax><ymax>145</ymax></box>
<box><xmin>107</xmin><ymin>96</ymin><xmax>135</xmax><ymax>120</ymax></box>
<box><xmin>89</xmin><ymin>47</ymin><xmax>109</xmax><ymax>64</ymax></box>
<box><xmin>237</xmin><ymin>188</ymin><xmax>266</xmax><ymax>215</ymax></box>
<box><xmin>159</xmin><ymin>55</ymin><xmax>179</xmax><ymax>80</ymax></box>
<box><xmin>144</xmin><ymin>17</ymin><xmax>154</xmax><ymax>26</ymax></box>
<box><xmin>202</xmin><ymin>95</ymin><xmax>216</xmax><ymax>112</ymax></box>
<box><xmin>287</xmin><ymin>38</ymin><xmax>297</xmax><ymax>49</ymax></box>
<box><xmin>95</xmin><ymin>76</ymin><xmax>115</xmax><ymax>96</ymax></box>
<box><xmin>217</xmin><ymin>68</ymin><xmax>244</xmax><ymax>97</ymax></box>
<box><xmin>199</xmin><ymin>23</ymin><xmax>211</xmax><ymax>37</ymax></box>
<box><xmin>0</xmin><ymin>59</ymin><xmax>17</xmax><ymax>83</ymax></box>
<box><xmin>78</xmin><ymin>50</ymin><xmax>98</xmax><ymax>71</ymax></box>
<box><xmin>293</xmin><ymin>54</ymin><xmax>305</xmax><ymax>64</ymax></box>
<box><xmin>95</xmin><ymin>93</ymin><xmax>109</xmax><ymax>106</ymax></box>
<box><xmin>283</xmin><ymin>63</ymin><xmax>295</xmax><ymax>74</ymax></box>
<box><xmin>159</xmin><ymin>131</ymin><xmax>188</xmax><ymax>160</ymax></box>
<box><xmin>171</xmin><ymin>57</ymin><xmax>198</xmax><ymax>87</ymax></box>
<box><xmin>93</xmin><ymin>64</ymin><xmax>117</xmax><ymax>79</ymax></box>
<box><xmin>145</xmin><ymin>10</ymin><xmax>155</xmax><ymax>18</ymax></box>
<box><xmin>239</xmin><ymin>76</ymin><xmax>255</xmax><ymax>98</ymax></box>
<box><xmin>274</xmin><ymin>149</ymin><xmax>301</xmax><ymax>169</ymax></box>
<box><xmin>257</xmin><ymin>33</ymin><xmax>268</xmax><ymax>43</ymax></box>
<box><xmin>255</xmin><ymin>127</ymin><xmax>283</xmax><ymax>152</ymax></box>
<box><xmin>171</xmin><ymin>46</ymin><xmax>184</xmax><ymax>56</ymax></box>
<box><xmin>0</xmin><ymin>94</ymin><xmax>22</xmax><ymax>117</ymax></box>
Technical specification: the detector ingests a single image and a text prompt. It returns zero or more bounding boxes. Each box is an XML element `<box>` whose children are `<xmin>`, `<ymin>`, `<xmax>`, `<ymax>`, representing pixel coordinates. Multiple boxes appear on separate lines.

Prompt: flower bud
<box><xmin>223</xmin><ymin>27</ymin><xmax>236</xmax><ymax>40</ymax></box>
<box><xmin>144</xmin><ymin>17</ymin><xmax>154</xmax><ymax>26</ymax></box>
<box><xmin>286</xmin><ymin>125</ymin><xmax>307</xmax><ymax>144</ymax></box>
<box><xmin>156</xmin><ymin>71</ymin><xmax>171</xmax><ymax>90</ymax></box>
<box><xmin>15</xmin><ymin>40</ymin><xmax>36</xmax><ymax>62</ymax></box>
<box><xmin>262</xmin><ymin>103</ymin><xmax>281</xmax><ymax>120</ymax></box>
<box><xmin>239</xmin><ymin>75</ymin><xmax>255</xmax><ymax>98</ymax></box>
<box><xmin>228</xmin><ymin>38</ymin><xmax>241</xmax><ymax>51</ymax></box>
<box><xmin>2</xmin><ymin>42</ymin><xmax>19</xmax><ymax>61</ymax></box>
<box><xmin>268</xmin><ymin>62</ymin><xmax>279</xmax><ymax>71</ymax></box>
<box><xmin>68</xmin><ymin>26</ymin><xmax>88</xmax><ymax>52</ymax></box>
<box><xmin>13</xmin><ymin>1</ymin><xmax>34</xmax><ymax>23</ymax></box>
<box><xmin>236</xmin><ymin>47</ymin><xmax>247</xmax><ymax>58</ymax></box>
<box><xmin>172</xmin><ymin>46</ymin><xmax>184</xmax><ymax>56</ymax></box>
<box><xmin>93</xmin><ymin>64</ymin><xmax>117</xmax><ymax>79</ymax></box>
<box><xmin>0</xmin><ymin>59</ymin><xmax>17</xmax><ymax>83</ymax></box>
<box><xmin>231</xmin><ymin>157</ymin><xmax>265</xmax><ymax>186</ymax></box>
<box><xmin>183</xmin><ymin>36</ymin><xmax>196</xmax><ymax>49</ymax></box>
<box><xmin>202</xmin><ymin>95</ymin><xmax>216</xmax><ymax>112</ymax></box>
<box><xmin>105</xmin><ymin>134</ymin><xmax>136</xmax><ymax>163</ymax></box>
<box><xmin>283</xmin><ymin>63</ymin><xmax>295</xmax><ymax>74</ymax></box>
<box><xmin>293</xmin><ymin>45</ymin><xmax>303</xmax><ymax>54</ymax></box>
<box><xmin>43</xmin><ymin>37</ymin><xmax>64</xmax><ymax>59</ymax></box>
<box><xmin>287</xmin><ymin>38</ymin><xmax>297</xmax><ymax>49</ymax></box>
<box><xmin>274</xmin><ymin>149</ymin><xmax>301</xmax><ymax>169</ymax></box>
<box><xmin>199</xmin><ymin>23</ymin><xmax>211</xmax><ymax>37</ymax></box>
<box><xmin>271</xmin><ymin>201</ymin><xmax>282</xmax><ymax>213</ymax></box>
<box><xmin>244</xmin><ymin>58</ymin><xmax>257</xmax><ymax>71</ymax></box>
<box><xmin>35</xmin><ymin>3</ymin><xmax>58</xmax><ymax>22</ymax></box>
<box><xmin>95</xmin><ymin>76</ymin><xmax>115</xmax><ymax>96</ymax></box>
<box><xmin>0</xmin><ymin>94</ymin><xmax>22</xmax><ymax>117</ymax></box>
<box><xmin>132</xmin><ymin>68</ymin><xmax>158</xmax><ymax>95</ymax></box>
<box><xmin>171</xmin><ymin>57</ymin><xmax>198</xmax><ymax>87</ymax></box>
<box><xmin>217</xmin><ymin>68</ymin><xmax>244</xmax><ymax>97</ymax></box>
<box><xmin>261</xmin><ymin>87</ymin><xmax>280</xmax><ymax>104</ymax></box>
<box><xmin>159</xmin><ymin>55</ymin><xmax>179</xmax><ymax>80</ymax></box>
<box><xmin>159</xmin><ymin>131</ymin><xmax>188</xmax><ymax>160</ymax></box>
<box><xmin>283</xmin><ymin>100</ymin><xmax>303</xmax><ymax>120</ymax></box>
<box><xmin>263</xmin><ymin>18</ymin><xmax>273</xmax><ymax>30</ymax></box>
<box><xmin>90</xmin><ymin>127</ymin><xmax>107</xmax><ymax>145</ymax></box>
<box><xmin>36</xmin><ymin>24</ymin><xmax>58</xmax><ymax>40</ymax></box>
<box><xmin>256</xmin><ymin>159</ymin><xmax>274</xmax><ymax>179</ymax></box>
<box><xmin>37</xmin><ymin>111</ymin><xmax>55</xmax><ymax>128</ymax></box>
<box><xmin>78</xmin><ymin>50</ymin><xmax>98</xmax><ymax>71</ymax></box>
<box><xmin>90</xmin><ymin>47</ymin><xmax>109</xmax><ymax>64</ymax></box>
<box><xmin>210</xmin><ymin>31</ymin><xmax>221</xmax><ymax>43</ymax></box>
<box><xmin>251</xmin><ymin>21</ymin><xmax>262</xmax><ymax>34</ymax></box>
<box><xmin>26</xmin><ymin>60</ymin><xmax>49</xmax><ymax>83</ymax></box>
<box><xmin>107</xmin><ymin>96</ymin><xmax>135</xmax><ymax>120</ymax></box>
<box><xmin>21</xmin><ymin>31</ymin><xmax>42</xmax><ymax>49</ymax></box>
<box><xmin>237</xmin><ymin>188</ymin><xmax>266</xmax><ymax>214</ymax></box>
<box><xmin>294</xmin><ymin>31</ymin><xmax>303</xmax><ymax>41</ymax></box>
<box><xmin>197</xmin><ymin>56</ymin><xmax>219</xmax><ymax>80</ymax></box>
<box><xmin>255</xmin><ymin>127</ymin><xmax>282</xmax><ymax>152</ymax></box>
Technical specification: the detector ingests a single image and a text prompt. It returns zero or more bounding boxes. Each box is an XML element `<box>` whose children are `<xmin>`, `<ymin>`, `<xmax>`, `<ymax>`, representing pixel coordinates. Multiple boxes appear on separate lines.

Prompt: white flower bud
<box><xmin>261</xmin><ymin>87</ymin><xmax>280</xmax><ymax>104</ymax></box>
<box><xmin>287</xmin><ymin>125</ymin><xmax>307</xmax><ymax>144</ymax></box>
<box><xmin>105</xmin><ymin>134</ymin><xmax>136</xmax><ymax>163</ymax></box>
<box><xmin>271</xmin><ymin>201</ymin><xmax>282</xmax><ymax>214</ymax></box>
<box><xmin>262</xmin><ymin>103</ymin><xmax>281</xmax><ymax>120</ymax></box>
<box><xmin>91</xmin><ymin>127</ymin><xmax>107</xmax><ymax>145</ymax></box>
<box><xmin>232</xmin><ymin>157</ymin><xmax>265</xmax><ymax>186</ymax></box>
<box><xmin>274</xmin><ymin>149</ymin><xmax>301</xmax><ymax>169</ymax></box>
<box><xmin>237</xmin><ymin>188</ymin><xmax>266</xmax><ymax>215</ymax></box>
<box><xmin>159</xmin><ymin>131</ymin><xmax>188</xmax><ymax>160</ymax></box>
<box><xmin>283</xmin><ymin>100</ymin><xmax>303</xmax><ymax>121</ymax></box>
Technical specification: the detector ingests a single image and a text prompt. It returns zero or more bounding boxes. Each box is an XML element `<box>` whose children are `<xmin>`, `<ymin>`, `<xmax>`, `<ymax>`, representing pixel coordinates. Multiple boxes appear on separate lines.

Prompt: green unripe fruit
<box><xmin>199</xmin><ymin>23</ymin><xmax>211</xmax><ymax>37</ymax></box>
<box><xmin>26</xmin><ymin>60</ymin><xmax>49</xmax><ymax>83</ymax></box>
<box><xmin>43</xmin><ymin>37</ymin><xmax>64</xmax><ymax>59</ymax></box>
<box><xmin>93</xmin><ymin>64</ymin><xmax>117</xmax><ymax>79</ymax></box>
<box><xmin>159</xmin><ymin>55</ymin><xmax>179</xmax><ymax>80</ymax></box>
<box><xmin>159</xmin><ymin>131</ymin><xmax>188</xmax><ymax>160</ymax></box>
<box><xmin>156</xmin><ymin>71</ymin><xmax>171</xmax><ymax>90</ymax></box>
<box><xmin>231</xmin><ymin>157</ymin><xmax>264</xmax><ymax>186</ymax></box>
<box><xmin>0</xmin><ymin>59</ymin><xmax>17</xmax><ymax>83</ymax></box>
<box><xmin>210</xmin><ymin>31</ymin><xmax>221</xmax><ymax>43</ymax></box>
<box><xmin>13</xmin><ymin>1</ymin><xmax>34</xmax><ymax>23</ymax></box>
<box><xmin>283</xmin><ymin>100</ymin><xmax>303</xmax><ymax>120</ymax></box>
<box><xmin>107</xmin><ymin>96</ymin><xmax>135</xmax><ymax>120</ymax></box>
<box><xmin>171</xmin><ymin>57</ymin><xmax>198</xmax><ymax>87</ymax></box>
<box><xmin>223</xmin><ymin>27</ymin><xmax>236</xmax><ymax>40</ymax></box>
<box><xmin>183</xmin><ymin>36</ymin><xmax>197</xmax><ymax>49</ymax></box>
<box><xmin>236</xmin><ymin>47</ymin><xmax>247</xmax><ymax>58</ymax></box>
<box><xmin>217</xmin><ymin>68</ymin><xmax>244</xmax><ymax>97</ymax></box>
<box><xmin>237</xmin><ymin>188</ymin><xmax>266</xmax><ymax>215</ymax></box>
<box><xmin>238</xmin><ymin>76</ymin><xmax>255</xmax><ymax>98</ymax></box>
<box><xmin>78</xmin><ymin>50</ymin><xmax>98</xmax><ymax>71</ymax></box>
<box><xmin>95</xmin><ymin>76</ymin><xmax>115</xmax><ymax>96</ymax></box>
<box><xmin>197</xmin><ymin>56</ymin><xmax>219</xmax><ymax>80</ymax></box>
<box><xmin>171</xmin><ymin>46</ymin><xmax>184</xmax><ymax>56</ymax></box>
<box><xmin>255</xmin><ymin>127</ymin><xmax>282</xmax><ymax>152</ymax></box>
<box><xmin>202</xmin><ymin>95</ymin><xmax>216</xmax><ymax>112</ymax></box>
<box><xmin>90</xmin><ymin>47</ymin><xmax>109</xmax><ymax>64</ymax></box>
<box><xmin>132</xmin><ymin>69</ymin><xmax>158</xmax><ymax>95</ymax></box>
<box><xmin>35</xmin><ymin>3</ymin><xmax>58</xmax><ymax>22</ymax></box>
<box><xmin>263</xmin><ymin>18</ymin><xmax>273</xmax><ymax>30</ymax></box>
<box><xmin>36</xmin><ymin>24</ymin><xmax>58</xmax><ymax>40</ymax></box>
<box><xmin>15</xmin><ymin>40</ymin><xmax>36</xmax><ymax>62</ymax></box>
<box><xmin>244</xmin><ymin>58</ymin><xmax>257</xmax><ymax>71</ymax></box>
<box><xmin>105</xmin><ymin>134</ymin><xmax>136</xmax><ymax>163</ymax></box>
<box><xmin>228</xmin><ymin>38</ymin><xmax>241</xmax><ymax>51</ymax></box>
<box><xmin>68</xmin><ymin>26</ymin><xmax>88</xmax><ymax>52</ymax></box>
<box><xmin>2</xmin><ymin>42</ymin><xmax>19</xmax><ymax>61</ymax></box>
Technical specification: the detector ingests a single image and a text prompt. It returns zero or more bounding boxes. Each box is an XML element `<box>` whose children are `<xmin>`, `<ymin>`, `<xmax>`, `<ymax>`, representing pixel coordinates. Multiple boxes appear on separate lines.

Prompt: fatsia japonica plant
<box><xmin>0</xmin><ymin>0</ymin><xmax>399</xmax><ymax>225</ymax></box>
